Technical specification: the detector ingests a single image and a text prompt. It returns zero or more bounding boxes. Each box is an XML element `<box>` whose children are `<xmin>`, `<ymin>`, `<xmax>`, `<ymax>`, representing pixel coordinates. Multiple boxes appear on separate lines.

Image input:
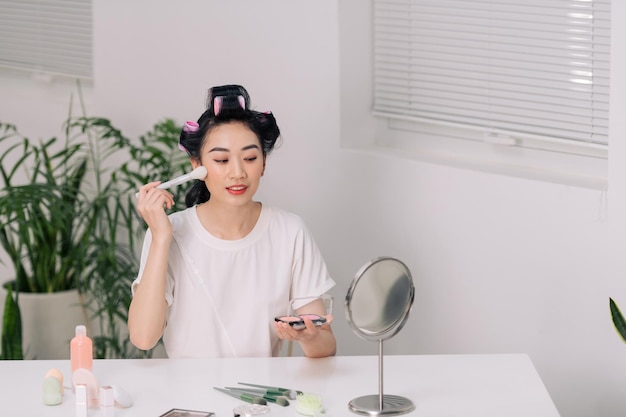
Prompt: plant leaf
<box><xmin>1</xmin><ymin>286</ymin><xmax>24</xmax><ymax>359</ymax></box>
<box><xmin>610</xmin><ymin>298</ymin><xmax>626</xmax><ymax>344</ymax></box>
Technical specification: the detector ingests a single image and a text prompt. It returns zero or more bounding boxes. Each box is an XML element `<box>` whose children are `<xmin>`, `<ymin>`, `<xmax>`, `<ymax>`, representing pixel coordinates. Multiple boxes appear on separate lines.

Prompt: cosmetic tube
<box><xmin>70</xmin><ymin>325</ymin><xmax>93</xmax><ymax>373</ymax></box>
<box><xmin>100</xmin><ymin>386</ymin><xmax>115</xmax><ymax>417</ymax></box>
<box><xmin>75</xmin><ymin>384</ymin><xmax>87</xmax><ymax>417</ymax></box>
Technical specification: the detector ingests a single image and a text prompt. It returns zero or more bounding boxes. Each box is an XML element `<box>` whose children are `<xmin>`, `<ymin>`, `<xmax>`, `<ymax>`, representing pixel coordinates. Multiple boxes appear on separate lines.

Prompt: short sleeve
<box><xmin>289</xmin><ymin>219</ymin><xmax>335</xmax><ymax>301</ymax></box>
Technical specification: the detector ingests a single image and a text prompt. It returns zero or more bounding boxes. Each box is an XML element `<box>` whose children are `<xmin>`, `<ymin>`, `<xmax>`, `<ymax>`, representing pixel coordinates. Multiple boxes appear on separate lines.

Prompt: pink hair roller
<box><xmin>183</xmin><ymin>121</ymin><xmax>199</xmax><ymax>133</ymax></box>
<box><xmin>213</xmin><ymin>96</ymin><xmax>223</xmax><ymax>115</ymax></box>
<box><xmin>213</xmin><ymin>95</ymin><xmax>246</xmax><ymax>116</ymax></box>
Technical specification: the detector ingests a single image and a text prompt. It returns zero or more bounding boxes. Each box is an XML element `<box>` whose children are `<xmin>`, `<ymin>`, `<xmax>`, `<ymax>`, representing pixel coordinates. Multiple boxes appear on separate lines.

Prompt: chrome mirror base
<box><xmin>348</xmin><ymin>394</ymin><xmax>415</xmax><ymax>416</ymax></box>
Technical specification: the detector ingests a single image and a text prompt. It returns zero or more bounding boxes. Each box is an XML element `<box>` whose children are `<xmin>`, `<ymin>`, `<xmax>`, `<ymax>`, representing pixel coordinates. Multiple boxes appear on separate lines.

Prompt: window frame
<box><xmin>0</xmin><ymin>0</ymin><xmax>93</xmax><ymax>80</ymax></box>
<box><xmin>370</xmin><ymin>0</ymin><xmax>610</xmax><ymax>189</ymax></box>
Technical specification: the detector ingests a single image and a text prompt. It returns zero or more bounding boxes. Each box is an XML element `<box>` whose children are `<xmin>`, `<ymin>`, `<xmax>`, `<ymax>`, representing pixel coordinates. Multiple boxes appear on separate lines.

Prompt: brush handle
<box><xmin>225</xmin><ymin>389</ymin><xmax>289</xmax><ymax>407</ymax></box>
<box><xmin>156</xmin><ymin>173</ymin><xmax>192</xmax><ymax>190</ymax></box>
<box><xmin>238</xmin><ymin>382</ymin><xmax>300</xmax><ymax>399</ymax></box>
<box><xmin>134</xmin><ymin>167</ymin><xmax>205</xmax><ymax>198</ymax></box>
<box><xmin>213</xmin><ymin>387</ymin><xmax>267</xmax><ymax>405</ymax></box>
<box><xmin>225</xmin><ymin>387</ymin><xmax>284</xmax><ymax>396</ymax></box>
<box><xmin>238</xmin><ymin>382</ymin><xmax>292</xmax><ymax>392</ymax></box>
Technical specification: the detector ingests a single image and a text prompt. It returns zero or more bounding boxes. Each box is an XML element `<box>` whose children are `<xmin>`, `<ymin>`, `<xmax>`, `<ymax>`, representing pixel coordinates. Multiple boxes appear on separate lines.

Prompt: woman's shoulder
<box><xmin>168</xmin><ymin>206</ymin><xmax>197</xmax><ymax>228</ymax></box>
<box><xmin>261</xmin><ymin>205</ymin><xmax>310</xmax><ymax>233</ymax></box>
<box><xmin>263</xmin><ymin>205</ymin><xmax>304</xmax><ymax>223</ymax></box>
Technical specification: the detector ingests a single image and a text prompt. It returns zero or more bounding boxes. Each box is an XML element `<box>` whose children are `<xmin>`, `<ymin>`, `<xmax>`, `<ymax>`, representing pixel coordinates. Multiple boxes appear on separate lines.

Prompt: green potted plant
<box><xmin>0</xmin><ymin>119</ymin><xmax>96</xmax><ymax>359</ymax></box>
<box><xmin>0</xmin><ymin>97</ymin><xmax>189</xmax><ymax>359</ymax></box>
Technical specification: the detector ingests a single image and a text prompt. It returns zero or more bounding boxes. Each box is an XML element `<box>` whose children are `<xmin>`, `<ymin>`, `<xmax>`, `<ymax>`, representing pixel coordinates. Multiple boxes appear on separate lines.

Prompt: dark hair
<box><xmin>179</xmin><ymin>85</ymin><xmax>281</xmax><ymax>207</ymax></box>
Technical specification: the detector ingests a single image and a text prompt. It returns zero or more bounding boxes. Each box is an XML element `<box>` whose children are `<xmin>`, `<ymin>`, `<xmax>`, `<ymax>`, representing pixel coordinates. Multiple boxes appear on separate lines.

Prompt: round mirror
<box><xmin>346</xmin><ymin>257</ymin><xmax>414</xmax><ymax>341</ymax></box>
<box><xmin>345</xmin><ymin>257</ymin><xmax>415</xmax><ymax>416</ymax></box>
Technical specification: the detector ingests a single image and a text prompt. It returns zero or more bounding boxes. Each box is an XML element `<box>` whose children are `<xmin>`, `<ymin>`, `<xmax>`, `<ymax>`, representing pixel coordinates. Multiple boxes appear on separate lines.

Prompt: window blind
<box><xmin>373</xmin><ymin>0</ymin><xmax>611</xmax><ymax>147</ymax></box>
<box><xmin>0</xmin><ymin>0</ymin><xmax>92</xmax><ymax>79</ymax></box>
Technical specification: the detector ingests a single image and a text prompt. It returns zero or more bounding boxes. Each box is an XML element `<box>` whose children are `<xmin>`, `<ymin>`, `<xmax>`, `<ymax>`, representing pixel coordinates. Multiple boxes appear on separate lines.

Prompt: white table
<box><xmin>0</xmin><ymin>354</ymin><xmax>560</xmax><ymax>416</ymax></box>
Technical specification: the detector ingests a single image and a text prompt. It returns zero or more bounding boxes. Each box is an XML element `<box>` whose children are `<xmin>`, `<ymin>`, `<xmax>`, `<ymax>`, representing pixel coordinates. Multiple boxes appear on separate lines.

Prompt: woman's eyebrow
<box><xmin>208</xmin><ymin>147</ymin><xmax>229</xmax><ymax>152</ymax></box>
<box><xmin>208</xmin><ymin>144</ymin><xmax>260</xmax><ymax>153</ymax></box>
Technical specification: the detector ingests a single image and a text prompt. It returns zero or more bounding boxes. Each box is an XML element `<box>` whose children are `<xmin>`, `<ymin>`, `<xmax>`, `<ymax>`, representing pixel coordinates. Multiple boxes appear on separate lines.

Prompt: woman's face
<box><xmin>193</xmin><ymin>121</ymin><xmax>265</xmax><ymax>206</ymax></box>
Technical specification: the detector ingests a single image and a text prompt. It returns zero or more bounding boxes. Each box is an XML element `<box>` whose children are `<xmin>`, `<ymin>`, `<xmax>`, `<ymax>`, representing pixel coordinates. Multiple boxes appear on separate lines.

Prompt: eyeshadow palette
<box><xmin>274</xmin><ymin>314</ymin><xmax>327</xmax><ymax>330</ymax></box>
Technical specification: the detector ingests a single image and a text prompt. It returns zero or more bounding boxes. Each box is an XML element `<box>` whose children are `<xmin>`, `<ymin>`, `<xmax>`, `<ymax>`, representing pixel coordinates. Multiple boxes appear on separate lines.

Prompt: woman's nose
<box><xmin>229</xmin><ymin>161</ymin><xmax>246</xmax><ymax>179</ymax></box>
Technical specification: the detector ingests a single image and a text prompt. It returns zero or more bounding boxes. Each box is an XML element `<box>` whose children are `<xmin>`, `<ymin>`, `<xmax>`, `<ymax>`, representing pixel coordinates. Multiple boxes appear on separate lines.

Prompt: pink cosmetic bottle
<box><xmin>70</xmin><ymin>325</ymin><xmax>93</xmax><ymax>373</ymax></box>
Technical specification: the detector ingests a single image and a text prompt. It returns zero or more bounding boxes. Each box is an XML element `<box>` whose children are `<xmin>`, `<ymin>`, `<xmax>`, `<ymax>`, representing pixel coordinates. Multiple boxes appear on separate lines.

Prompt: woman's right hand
<box><xmin>136</xmin><ymin>181</ymin><xmax>175</xmax><ymax>235</ymax></box>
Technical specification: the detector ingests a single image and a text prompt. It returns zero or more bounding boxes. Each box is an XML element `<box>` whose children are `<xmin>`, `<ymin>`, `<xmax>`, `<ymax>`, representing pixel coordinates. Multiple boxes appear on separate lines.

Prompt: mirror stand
<box><xmin>348</xmin><ymin>340</ymin><xmax>415</xmax><ymax>416</ymax></box>
<box><xmin>345</xmin><ymin>257</ymin><xmax>416</xmax><ymax>416</ymax></box>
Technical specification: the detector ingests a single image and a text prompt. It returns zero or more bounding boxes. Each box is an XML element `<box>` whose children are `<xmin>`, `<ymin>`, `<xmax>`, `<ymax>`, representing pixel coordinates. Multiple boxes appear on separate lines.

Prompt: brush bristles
<box><xmin>252</xmin><ymin>397</ymin><xmax>267</xmax><ymax>405</ymax></box>
<box><xmin>275</xmin><ymin>396</ymin><xmax>290</xmax><ymax>407</ymax></box>
<box><xmin>190</xmin><ymin>166</ymin><xmax>207</xmax><ymax>179</ymax></box>
<box><xmin>296</xmin><ymin>393</ymin><xmax>324</xmax><ymax>414</ymax></box>
<box><xmin>284</xmin><ymin>390</ymin><xmax>298</xmax><ymax>400</ymax></box>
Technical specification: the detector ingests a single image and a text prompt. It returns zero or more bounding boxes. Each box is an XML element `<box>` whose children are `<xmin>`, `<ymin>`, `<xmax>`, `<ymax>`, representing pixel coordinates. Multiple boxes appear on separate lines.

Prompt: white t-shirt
<box><xmin>132</xmin><ymin>205</ymin><xmax>335</xmax><ymax>358</ymax></box>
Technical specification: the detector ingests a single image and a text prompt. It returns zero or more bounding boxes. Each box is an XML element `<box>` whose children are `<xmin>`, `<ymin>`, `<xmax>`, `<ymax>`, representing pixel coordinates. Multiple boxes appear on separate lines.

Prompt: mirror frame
<box><xmin>345</xmin><ymin>256</ymin><xmax>415</xmax><ymax>342</ymax></box>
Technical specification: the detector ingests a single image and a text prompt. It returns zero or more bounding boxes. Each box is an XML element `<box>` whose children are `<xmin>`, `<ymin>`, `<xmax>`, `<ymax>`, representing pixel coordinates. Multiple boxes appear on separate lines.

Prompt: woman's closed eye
<box><xmin>213</xmin><ymin>156</ymin><xmax>258</xmax><ymax>164</ymax></box>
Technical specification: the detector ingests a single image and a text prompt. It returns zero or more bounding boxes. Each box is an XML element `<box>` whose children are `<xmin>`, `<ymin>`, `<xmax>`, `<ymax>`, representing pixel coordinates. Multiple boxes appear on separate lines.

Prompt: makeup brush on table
<box><xmin>224</xmin><ymin>387</ymin><xmax>290</xmax><ymax>407</ymax></box>
<box><xmin>213</xmin><ymin>387</ymin><xmax>267</xmax><ymax>405</ymax></box>
<box><xmin>237</xmin><ymin>382</ymin><xmax>301</xmax><ymax>400</ymax></box>
<box><xmin>225</xmin><ymin>386</ymin><xmax>284</xmax><ymax>397</ymax></box>
<box><xmin>135</xmin><ymin>166</ymin><xmax>207</xmax><ymax>198</ymax></box>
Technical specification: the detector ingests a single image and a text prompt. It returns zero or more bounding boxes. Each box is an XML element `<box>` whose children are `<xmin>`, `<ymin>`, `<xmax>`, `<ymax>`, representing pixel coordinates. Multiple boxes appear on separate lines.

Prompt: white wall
<box><xmin>1</xmin><ymin>1</ymin><xmax>625</xmax><ymax>416</ymax></box>
<box><xmin>337</xmin><ymin>3</ymin><xmax>626</xmax><ymax>417</ymax></box>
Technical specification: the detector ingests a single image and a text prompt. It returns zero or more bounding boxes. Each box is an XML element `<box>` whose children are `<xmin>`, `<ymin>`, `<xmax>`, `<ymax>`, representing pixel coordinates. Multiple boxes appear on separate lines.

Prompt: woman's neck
<box><xmin>196</xmin><ymin>200</ymin><xmax>262</xmax><ymax>240</ymax></box>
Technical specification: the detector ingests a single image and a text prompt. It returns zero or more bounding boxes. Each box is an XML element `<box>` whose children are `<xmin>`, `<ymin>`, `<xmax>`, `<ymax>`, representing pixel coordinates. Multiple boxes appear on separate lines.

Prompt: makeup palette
<box><xmin>274</xmin><ymin>314</ymin><xmax>326</xmax><ymax>330</ymax></box>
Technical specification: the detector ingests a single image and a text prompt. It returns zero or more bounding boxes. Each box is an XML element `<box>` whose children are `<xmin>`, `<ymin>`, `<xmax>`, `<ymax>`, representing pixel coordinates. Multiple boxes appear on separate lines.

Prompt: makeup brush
<box><xmin>213</xmin><ymin>387</ymin><xmax>267</xmax><ymax>405</ymax></box>
<box><xmin>135</xmin><ymin>166</ymin><xmax>207</xmax><ymax>197</ymax></box>
<box><xmin>225</xmin><ymin>386</ymin><xmax>284</xmax><ymax>397</ymax></box>
<box><xmin>225</xmin><ymin>388</ymin><xmax>290</xmax><ymax>407</ymax></box>
<box><xmin>237</xmin><ymin>382</ymin><xmax>301</xmax><ymax>399</ymax></box>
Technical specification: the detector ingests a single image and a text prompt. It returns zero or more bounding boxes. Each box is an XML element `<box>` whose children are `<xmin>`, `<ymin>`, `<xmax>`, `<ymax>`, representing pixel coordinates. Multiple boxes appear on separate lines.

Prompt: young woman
<box><xmin>128</xmin><ymin>85</ymin><xmax>336</xmax><ymax>358</ymax></box>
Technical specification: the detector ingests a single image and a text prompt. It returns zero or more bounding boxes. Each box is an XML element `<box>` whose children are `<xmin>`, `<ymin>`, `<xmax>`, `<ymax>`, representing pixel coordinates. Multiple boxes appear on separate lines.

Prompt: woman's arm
<box><xmin>127</xmin><ymin>236</ymin><xmax>170</xmax><ymax>350</ymax></box>
<box><xmin>128</xmin><ymin>183</ymin><xmax>175</xmax><ymax>350</ymax></box>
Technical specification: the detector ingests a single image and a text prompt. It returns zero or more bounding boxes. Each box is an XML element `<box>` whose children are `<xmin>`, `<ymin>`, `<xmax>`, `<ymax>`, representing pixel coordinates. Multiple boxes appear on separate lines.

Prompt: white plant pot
<box><xmin>0</xmin><ymin>286</ymin><xmax>89</xmax><ymax>360</ymax></box>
